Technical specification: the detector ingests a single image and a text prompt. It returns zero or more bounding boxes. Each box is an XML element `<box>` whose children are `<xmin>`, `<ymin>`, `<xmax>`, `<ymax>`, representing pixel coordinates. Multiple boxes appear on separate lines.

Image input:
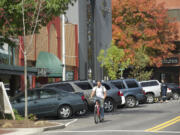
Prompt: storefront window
<box><xmin>0</xmin><ymin>43</ymin><xmax>13</xmax><ymax>65</ymax></box>
<box><xmin>66</xmin><ymin>71</ymin><xmax>74</xmax><ymax>81</ymax></box>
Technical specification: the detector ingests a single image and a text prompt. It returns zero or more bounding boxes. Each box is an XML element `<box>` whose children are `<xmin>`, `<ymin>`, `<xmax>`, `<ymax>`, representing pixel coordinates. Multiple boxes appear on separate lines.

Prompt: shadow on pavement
<box><xmin>102</xmin><ymin>119</ymin><xmax>112</xmax><ymax>123</ymax></box>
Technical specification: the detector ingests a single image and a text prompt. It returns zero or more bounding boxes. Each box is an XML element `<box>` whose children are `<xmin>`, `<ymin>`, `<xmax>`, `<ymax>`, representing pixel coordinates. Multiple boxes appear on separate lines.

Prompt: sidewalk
<box><xmin>0</xmin><ymin>129</ymin><xmax>13</xmax><ymax>135</ymax></box>
<box><xmin>0</xmin><ymin>128</ymin><xmax>42</xmax><ymax>135</ymax></box>
<box><xmin>0</xmin><ymin>123</ymin><xmax>65</xmax><ymax>135</ymax></box>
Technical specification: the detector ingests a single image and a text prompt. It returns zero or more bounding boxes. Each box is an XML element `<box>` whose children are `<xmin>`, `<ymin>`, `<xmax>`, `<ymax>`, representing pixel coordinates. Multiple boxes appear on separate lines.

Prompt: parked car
<box><xmin>43</xmin><ymin>80</ymin><xmax>122</xmax><ymax>112</ymax></box>
<box><xmin>93</xmin><ymin>81</ymin><xmax>125</xmax><ymax>111</ymax></box>
<box><xmin>166</xmin><ymin>83</ymin><xmax>180</xmax><ymax>100</ymax></box>
<box><xmin>43</xmin><ymin>80</ymin><xmax>92</xmax><ymax>113</ymax></box>
<box><xmin>109</xmin><ymin>79</ymin><xmax>146</xmax><ymax>108</ymax></box>
<box><xmin>11</xmin><ymin>88</ymin><xmax>85</xmax><ymax>119</ymax></box>
<box><xmin>139</xmin><ymin>80</ymin><xmax>161</xmax><ymax>103</ymax></box>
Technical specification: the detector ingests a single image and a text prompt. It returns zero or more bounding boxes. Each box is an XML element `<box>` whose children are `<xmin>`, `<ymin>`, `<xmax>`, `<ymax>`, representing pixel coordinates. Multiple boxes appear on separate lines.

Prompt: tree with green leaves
<box><xmin>128</xmin><ymin>48</ymin><xmax>153</xmax><ymax>81</ymax></box>
<box><xmin>0</xmin><ymin>0</ymin><xmax>76</xmax><ymax>119</ymax></box>
<box><xmin>98</xmin><ymin>42</ymin><xmax>130</xmax><ymax>80</ymax></box>
<box><xmin>0</xmin><ymin>0</ymin><xmax>75</xmax><ymax>46</ymax></box>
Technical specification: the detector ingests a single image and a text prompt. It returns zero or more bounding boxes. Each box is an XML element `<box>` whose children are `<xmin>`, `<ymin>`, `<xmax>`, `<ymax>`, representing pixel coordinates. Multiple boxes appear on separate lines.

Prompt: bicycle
<box><xmin>92</xmin><ymin>97</ymin><xmax>103</xmax><ymax>124</ymax></box>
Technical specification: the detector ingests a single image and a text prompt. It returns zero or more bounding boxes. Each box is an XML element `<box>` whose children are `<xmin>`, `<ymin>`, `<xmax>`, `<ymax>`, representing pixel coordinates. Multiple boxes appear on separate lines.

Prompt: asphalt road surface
<box><xmin>43</xmin><ymin>99</ymin><xmax>180</xmax><ymax>135</ymax></box>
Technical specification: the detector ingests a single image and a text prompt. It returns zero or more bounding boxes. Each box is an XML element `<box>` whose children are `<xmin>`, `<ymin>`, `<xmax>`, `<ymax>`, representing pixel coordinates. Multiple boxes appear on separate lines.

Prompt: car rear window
<box><xmin>112</xmin><ymin>81</ymin><xmax>126</xmax><ymax>89</ymax></box>
<box><xmin>141</xmin><ymin>81</ymin><xmax>159</xmax><ymax>87</ymax></box>
<box><xmin>74</xmin><ymin>82</ymin><xmax>92</xmax><ymax>90</ymax></box>
<box><xmin>125</xmin><ymin>80</ymin><xmax>139</xmax><ymax>88</ymax></box>
<box><xmin>150</xmin><ymin>81</ymin><xmax>159</xmax><ymax>86</ymax></box>
<box><xmin>141</xmin><ymin>82</ymin><xmax>151</xmax><ymax>87</ymax></box>
<box><xmin>39</xmin><ymin>89</ymin><xmax>57</xmax><ymax>99</ymax></box>
<box><xmin>102</xmin><ymin>83</ymin><xmax>111</xmax><ymax>90</ymax></box>
<box><xmin>14</xmin><ymin>91</ymin><xmax>35</xmax><ymax>102</ymax></box>
<box><xmin>53</xmin><ymin>83</ymin><xmax>75</xmax><ymax>92</ymax></box>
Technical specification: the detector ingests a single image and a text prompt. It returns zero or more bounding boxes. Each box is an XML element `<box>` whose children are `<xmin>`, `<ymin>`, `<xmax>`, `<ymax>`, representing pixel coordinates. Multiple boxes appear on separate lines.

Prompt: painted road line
<box><xmin>45</xmin><ymin>129</ymin><xmax>180</xmax><ymax>134</ymax></box>
<box><xmin>145</xmin><ymin>116</ymin><xmax>180</xmax><ymax>131</ymax></box>
<box><xmin>153</xmin><ymin>119</ymin><xmax>180</xmax><ymax>131</ymax></box>
<box><xmin>65</xmin><ymin>119</ymin><xmax>78</xmax><ymax>127</ymax></box>
<box><xmin>145</xmin><ymin>116</ymin><xmax>180</xmax><ymax>132</ymax></box>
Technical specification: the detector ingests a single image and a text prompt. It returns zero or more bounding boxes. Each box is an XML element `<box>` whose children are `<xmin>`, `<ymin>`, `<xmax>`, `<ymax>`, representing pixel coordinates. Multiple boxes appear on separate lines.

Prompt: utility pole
<box><xmin>62</xmin><ymin>15</ymin><xmax>66</xmax><ymax>81</ymax></box>
<box><xmin>90</xmin><ymin>0</ymin><xmax>95</xmax><ymax>80</ymax></box>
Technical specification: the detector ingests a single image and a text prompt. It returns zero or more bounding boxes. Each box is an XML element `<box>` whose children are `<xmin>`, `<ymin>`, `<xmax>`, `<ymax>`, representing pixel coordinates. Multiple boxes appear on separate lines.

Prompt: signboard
<box><xmin>162</xmin><ymin>57</ymin><xmax>179</xmax><ymax>64</ymax></box>
<box><xmin>37</xmin><ymin>68</ymin><xmax>48</xmax><ymax>77</ymax></box>
<box><xmin>0</xmin><ymin>82</ymin><xmax>15</xmax><ymax>120</ymax></box>
<box><xmin>66</xmin><ymin>71</ymin><xmax>74</xmax><ymax>81</ymax></box>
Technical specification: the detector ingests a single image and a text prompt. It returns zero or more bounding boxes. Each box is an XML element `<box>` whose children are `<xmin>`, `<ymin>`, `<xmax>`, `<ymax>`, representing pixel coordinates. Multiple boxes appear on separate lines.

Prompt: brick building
<box><xmin>19</xmin><ymin>17</ymin><xmax>79</xmax><ymax>88</ymax></box>
<box><xmin>153</xmin><ymin>0</ymin><xmax>180</xmax><ymax>84</ymax></box>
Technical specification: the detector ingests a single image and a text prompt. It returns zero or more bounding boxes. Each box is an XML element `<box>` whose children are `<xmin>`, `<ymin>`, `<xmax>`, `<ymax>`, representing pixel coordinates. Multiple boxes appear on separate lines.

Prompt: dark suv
<box><xmin>92</xmin><ymin>81</ymin><xmax>124</xmax><ymax>112</ymax></box>
<box><xmin>166</xmin><ymin>83</ymin><xmax>180</xmax><ymax>100</ymax></box>
<box><xmin>109</xmin><ymin>79</ymin><xmax>146</xmax><ymax>108</ymax></box>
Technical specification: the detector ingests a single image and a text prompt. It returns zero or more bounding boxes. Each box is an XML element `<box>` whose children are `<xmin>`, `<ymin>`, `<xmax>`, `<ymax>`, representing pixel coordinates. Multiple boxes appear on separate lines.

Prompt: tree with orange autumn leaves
<box><xmin>112</xmin><ymin>0</ymin><xmax>178</xmax><ymax>67</ymax></box>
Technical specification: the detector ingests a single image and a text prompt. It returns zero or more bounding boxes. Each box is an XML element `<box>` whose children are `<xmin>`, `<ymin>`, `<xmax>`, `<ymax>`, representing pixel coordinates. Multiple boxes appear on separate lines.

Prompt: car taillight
<box><xmin>81</xmin><ymin>95</ymin><xmax>85</xmax><ymax>101</ymax></box>
<box><xmin>118</xmin><ymin>91</ymin><xmax>123</xmax><ymax>96</ymax></box>
<box><xmin>142</xmin><ymin>90</ymin><xmax>146</xmax><ymax>95</ymax></box>
<box><xmin>167</xmin><ymin>88</ymin><xmax>171</xmax><ymax>91</ymax></box>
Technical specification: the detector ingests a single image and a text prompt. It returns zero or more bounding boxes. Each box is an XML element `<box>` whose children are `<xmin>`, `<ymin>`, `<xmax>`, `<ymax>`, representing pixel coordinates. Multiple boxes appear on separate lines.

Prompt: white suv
<box><xmin>139</xmin><ymin>80</ymin><xmax>161</xmax><ymax>103</ymax></box>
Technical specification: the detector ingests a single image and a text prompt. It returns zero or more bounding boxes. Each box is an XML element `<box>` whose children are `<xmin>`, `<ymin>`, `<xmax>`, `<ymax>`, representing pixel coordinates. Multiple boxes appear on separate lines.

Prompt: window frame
<box><xmin>125</xmin><ymin>80</ymin><xmax>139</xmax><ymax>88</ymax></box>
<box><xmin>74</xmin><ymin>82</ymin><xmax>93</xmax><ymax>90</ymax></box>
<box><xmin>112</xmin><ymin>81</ymin><xmax>126</xmax><ymax>89</ymax></box>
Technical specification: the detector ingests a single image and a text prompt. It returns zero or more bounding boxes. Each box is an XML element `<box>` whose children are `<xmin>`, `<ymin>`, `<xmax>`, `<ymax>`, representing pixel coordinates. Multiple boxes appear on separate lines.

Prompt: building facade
<box><xmin>66</xmin><ymin>0</ymin><xmax>112</xmax><ymax>81</ymax></box>
<box><xmin>19</xmin><ymin>17</ymin><xmax>79</xmax><ymax>88</ymax></box>
<box><xmin>154</xmin><ymin>0</ymin><xmax>180</xmax><ymax>84</ymax></box>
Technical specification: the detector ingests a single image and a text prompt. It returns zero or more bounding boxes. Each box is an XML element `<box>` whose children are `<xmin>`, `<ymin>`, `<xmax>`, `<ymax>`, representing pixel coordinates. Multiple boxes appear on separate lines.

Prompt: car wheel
<box><xmin>146</xmin><ymin>93</ymin><xmax>154</xmax><ymax>104</ymax></box>
<box><xmin>104</xmin><ymin>98</ymin><xmax>114</xmax><ymax>112</ymax></box>
<box><xmin>126</xmin><ymin>96</ymin><xmax>136</xmax><ymax>108</ymax></box>
<box><xmin>58</xmin><ymin>105</ymin><xmax>72</xmax><ymax>119</ymax></box>
<box><xmin>76</xmin><ymin>101</ymin><xmax>88</xmax><ymax>116</ymax></box>
<box><xmin>172</xmin><ymin>93</ymin><xmax>179</xmax><ymax>100</ymax></box>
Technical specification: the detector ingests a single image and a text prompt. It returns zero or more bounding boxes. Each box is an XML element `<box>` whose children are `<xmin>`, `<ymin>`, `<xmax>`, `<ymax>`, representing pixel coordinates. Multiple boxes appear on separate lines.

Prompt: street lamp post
<box><xmin>62</xmin><ymin>14</ymin><xmax>66</xmax><ymax>81</ymax></box>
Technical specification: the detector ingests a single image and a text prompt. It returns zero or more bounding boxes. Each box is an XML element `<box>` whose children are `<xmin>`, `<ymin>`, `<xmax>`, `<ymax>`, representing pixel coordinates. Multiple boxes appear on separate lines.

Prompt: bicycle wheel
<box><xmin>94</xmin><ymin>107</ymin><xmax>100</xmax><ymax>124</ymax></box>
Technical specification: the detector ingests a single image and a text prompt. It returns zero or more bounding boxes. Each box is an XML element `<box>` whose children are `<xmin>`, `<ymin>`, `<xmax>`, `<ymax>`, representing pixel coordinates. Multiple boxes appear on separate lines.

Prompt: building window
<box><xmin>168</xmin><ymin>9</ymin><xmax>180</xmax><ymax>21</ymax></box>
<box><xmin>0</xmin><ymin>43</ymin><xmax>13</xmax><ymax>65</ymax></box>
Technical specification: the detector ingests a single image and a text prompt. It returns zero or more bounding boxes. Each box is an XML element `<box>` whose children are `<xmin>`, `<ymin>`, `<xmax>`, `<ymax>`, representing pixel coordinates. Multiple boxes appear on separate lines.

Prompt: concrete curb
<box><xmin>43</xmin><ymin>123</ymin><xmax>65</xmax><ymax>131</ymax></box>
<box><xmin>0</xmin><ymin>122</ymin><xmax>65</xmax><ymax>135</ymax></box>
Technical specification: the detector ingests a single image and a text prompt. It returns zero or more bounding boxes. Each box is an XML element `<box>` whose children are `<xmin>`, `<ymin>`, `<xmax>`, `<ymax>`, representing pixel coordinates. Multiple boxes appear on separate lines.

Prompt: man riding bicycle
<box><xmin>90</xmin><ymin>81</ymin><xmax>107</xmax><ymax>121</ymax></box>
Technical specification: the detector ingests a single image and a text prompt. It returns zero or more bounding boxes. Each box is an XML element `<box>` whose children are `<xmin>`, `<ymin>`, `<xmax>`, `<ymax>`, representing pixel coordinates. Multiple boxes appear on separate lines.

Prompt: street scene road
<box><xmin>44</xmin><ymin>100</ymin><xmax>180</xmax><ymax>135</ymax></box>
<box><xmin>0</xmin><ymin>0</ymin><xmax>180</xmax><ymax>135</ymax></box>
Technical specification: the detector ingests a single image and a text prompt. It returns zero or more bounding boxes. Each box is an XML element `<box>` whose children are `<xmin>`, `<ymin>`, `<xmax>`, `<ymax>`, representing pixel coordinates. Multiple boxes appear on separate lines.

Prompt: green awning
<box><xmin>36</xmin><ymin>52</ymin><xmax>62</xmax><ymax>78</ymax></box>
